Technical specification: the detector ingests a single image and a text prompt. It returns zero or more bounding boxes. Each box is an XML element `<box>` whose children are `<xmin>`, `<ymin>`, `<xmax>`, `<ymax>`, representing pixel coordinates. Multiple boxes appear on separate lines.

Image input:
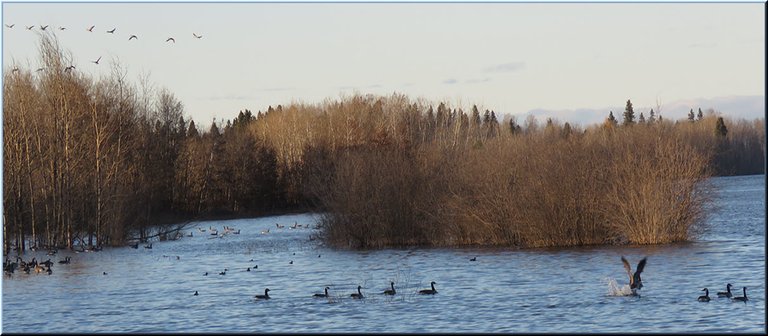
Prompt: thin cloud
<box><xmin>483</xmin><ymin>62</ymin><xmax>525</xmax><ymax>73</ymax></box>
<box><xmin>205</xmin><ymin>95</ymin><xmax>253</xmax><ymax>101</ymax></box>
<box><xmin>443</xmin><ymin>78</ymin><xmax>458</xmax><ymax>85</ymax></box>
<box><xmin>262</xmin><ymin>87</ymin><xmax>295</xmax><ymax>92</ymax></box>
<box><xmin>466</xmin><ymin>77</ymin><xmax>492</xmax><ymax>84</ymax></box>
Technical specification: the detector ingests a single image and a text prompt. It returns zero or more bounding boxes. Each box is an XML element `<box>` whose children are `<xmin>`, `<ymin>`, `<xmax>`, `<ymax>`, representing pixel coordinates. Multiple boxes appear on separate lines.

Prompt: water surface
<box><xmin>1</xmin><ymin>174</ymin><xmax>765</xmax><ymax>332</ymax></box>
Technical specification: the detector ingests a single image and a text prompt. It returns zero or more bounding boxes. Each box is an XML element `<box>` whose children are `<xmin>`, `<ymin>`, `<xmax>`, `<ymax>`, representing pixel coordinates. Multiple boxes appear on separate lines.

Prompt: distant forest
<box><xmin>3</xmin><ymin>35</ymin><xmax>765</xmax><ymax>251</ymax></box>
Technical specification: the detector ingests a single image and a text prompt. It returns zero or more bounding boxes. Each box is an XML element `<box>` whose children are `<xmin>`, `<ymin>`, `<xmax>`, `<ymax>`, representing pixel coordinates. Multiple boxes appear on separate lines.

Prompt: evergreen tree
<box><xmin>688</xmin><ymin>109</ymin><xmax>695</xmax><ymax>122</ymax></box>
<box><xmin>648</xmin><ymin>108</ymin><xmax>656</xmax><ymax>123</ymax></box>
<box><xmin>697</xmin><ymin>108</ymin><xmax>704</xmax><ymax>121</ymax></box>
<box><xmin>607</xmin><ymin>111</ymin><xmax>618</xmax><ymax>126</ymax></box>
<box><xmin>622</xmin><ymin>100</ymin><xmax>635</xmax><ymax>126</ymax></box>
<box><xmin>471</xmin><ymin>105</ymin><xmax>481</xmax><ymax>128</ymax></box>
<box><xmin>187</xmin><ymin>120</ymin><xmax>199</xmax><ymax>138</ymax></box>
<box><xmin>562</xmin><ymin>122</ymin><xmax>572</xmax><ymax>138</ymax></box>
<box><xmin>638</xmin><ymin>112</ymin><xmax>646</xmax><ymax>123</ymax></box>
<box><xmin>715</xmin><ymin>117</ymin><xmax>728</xmax><ymax>138</ymax></box>
<box><xmin>509</xmin><ymin>117</ymin><xmax>521</xmax><ymax>135</ymax></box>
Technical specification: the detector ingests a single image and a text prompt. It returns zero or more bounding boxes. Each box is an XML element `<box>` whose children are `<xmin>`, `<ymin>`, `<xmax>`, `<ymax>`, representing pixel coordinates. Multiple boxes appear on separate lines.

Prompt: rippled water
<box><xmin>1</xmin><ymin>175</ymin><xmax>765</xmax><ymax>333</ymax></box>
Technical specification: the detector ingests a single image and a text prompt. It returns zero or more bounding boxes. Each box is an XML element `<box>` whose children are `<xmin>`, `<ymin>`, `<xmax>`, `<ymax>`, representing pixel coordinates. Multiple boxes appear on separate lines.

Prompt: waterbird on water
<box><xmin>383</xmin><ymin>281</ymin><xmax>396</xmax><ymax>295</ymax></box>
<box><xmin>419</xmin><ymin>281</ymin><xmax>438</xmax><ymax>295</ymax></box>
<box><xmin>697</xmin><ymin>288</ymin><xmax>711</xmax><ymax>302</ymax></box>
<box><xmin>194</xmin><ymin>291</ymin><xmax>198</xmax><ymax>296</ymax></box>
<box><xmin>717</xmin><ymin>283</ymin><xmax>733</xmax><ymax>298</ymax></box>
<box><xmin>351</xmin><ymin>285</ymin><xmax>364</xmax><ymax>299</ymax></box>
<box><xmin>313</xmin><ymin>287</ymin><xmax>330</xmax><ymax>298</ymax></box>
<box><xmin>621</xmin><ymin>256</ymin><xmax>646</xmax><ymax>291</ymax></box>
<box><xmin>470</xmin><ymin>257</ymin><xmax>477</xmax><ymax>261</ymax></box>
<box><xmin>732</xmin><ymin>287</ymin><xmax>748</xmax><ymax>302</ymax></box>
<box><xmin>254</xmin><ymin>288</ymin><xmax>271</xmax><ymax>300</ymax></box>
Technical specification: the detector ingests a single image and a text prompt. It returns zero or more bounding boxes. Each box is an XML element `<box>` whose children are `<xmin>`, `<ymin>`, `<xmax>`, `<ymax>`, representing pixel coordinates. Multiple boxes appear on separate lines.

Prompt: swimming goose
<box><xmin>314</xmin><ymin>287</ymin><xmax>330</xmax><ymax>298</ymax></box>
<box><xmin>697</xmin><ymin>288</ymin><xmax>710</xmax><ymax>302</ymax></box>
<box><xmin>732</xmin><ymin>287</ymin><xmax>748</xmax><ymax>302</ymax></box>
<box><xmin>194</xmin><ymin>291</ymin><xmax>199</xmax><ymax>296</ymax></box>
<box><xmin>383</xmin><ymin>281</ymin><xmax>396</xmax><ymax>295</ymax></box>
<box><xmin>350</xmin><ymin>285</ymin><xmax>364</xmax><ymax>299</ymax></box>
<box><xmin>419</xmin><ymin>281</ymin><xmax>438</xmax><ymax>295</ymax></box>
<box><xmin>621</xmin><ymin>256</ymin><xmax>646</xmax><ymax>290</ymax></box>
<box><xmin>254</xmin><ymin>288</ymin><xmax>271</xmax><ymax>299</ymax></box>
<box><xmin>717</xmin><ymin>283</ymin><xmax>733</xmax><ymax>298</ymax></box>
<box><xmin>58</xmin><ymin>256</ymin><xmax>71</xmax><ymax>264</ymax></box>
<box><xmin>470</xmin><ymin>257</ymin><xmax>477</xmax><ymax>261</ymax></box>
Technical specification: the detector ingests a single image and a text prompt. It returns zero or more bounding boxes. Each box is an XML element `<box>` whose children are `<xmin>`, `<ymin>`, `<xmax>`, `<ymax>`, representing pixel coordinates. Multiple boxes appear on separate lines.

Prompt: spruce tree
<box><xmin>622</xmin><ymin>99</ymin><xmax>635</xmax><ymax>126</ymax></box>
<box><xmin>697</xmin><ymin>108</ymin><xmax>704</xmax><ymax>121</ymax></box>
<box><xmin>715</xmin><ymin>117</ymin><xmax>728</xmax><ymax>137</ymax></box>
<box><xmin>648</xmin><ymin>108</ymin><xmax>656</xmax><ymax>123</ymax></box>
<box><xmin>607</xmin><ymin>111</ymin><xmax>618</xmax><ymax>126</ymax></box>
<box><xmin>688</xmin><ymin>109</ymin><xmax>695</xmax><ymax>122</ymax></box>
<box><xmin>638</xmin><ymin>112</ymin><xmax>646</xmax><ymax>123</ymax></box>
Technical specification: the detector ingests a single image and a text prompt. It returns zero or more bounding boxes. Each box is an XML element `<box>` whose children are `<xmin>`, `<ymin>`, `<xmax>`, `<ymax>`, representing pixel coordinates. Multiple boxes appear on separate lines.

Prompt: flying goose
<box><xmin>621</xmin><ymin>256</ymin><xmax>646</xmax><ymax>290</ymax></box>
<box><xmin>193</xmin><ymin>33</ymin><xmax>202</xmax><ymax>39</ymax></box>
<box><xmin>165</xmin><ymin>37</ymin><xmax>175</xmax><ymax>43</ymax></box>
<box><xmin>129</xmin><ymin>35</ymin><xmax>137</xmax><ymax>40</ymax></box>
<box><xmin>87</xmin><ymin>25</ymin><xmax>95</xmax><ymax>32</ymax></box>
<box><xmin>40</xmin><ymin>25</ymin><xmax>48</xmax><ymax>30</ymax></box>
<box><xmin>58</xmin><ymin>26</ymin><xmax>65</xmax><ymax>30</ymax></box>
<box><xmin>5</xmin><ymin>24</ymin><xmax>14</xmax><ymax>28</ymax></box>
<box><xmin>91</xmin><ymin>56</ymin><xmax>101</xmax><ymax>65</ymax></box>
<box><xmin>107</xmin><ymin>28</ymin><xmax>116</xmax><ymax>34</ymax></box>
<box><xmin>26</xmin><ymin>25</ymin><xmax>34</xmax><ymax>30</ymax></box>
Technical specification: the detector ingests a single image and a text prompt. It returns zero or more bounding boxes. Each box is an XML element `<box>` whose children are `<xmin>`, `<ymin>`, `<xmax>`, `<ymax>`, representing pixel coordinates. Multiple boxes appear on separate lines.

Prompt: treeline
<box><xmin>3</xmin><ymin>34</ymin><xmax>765</xmax><ymax>251</ymax></box>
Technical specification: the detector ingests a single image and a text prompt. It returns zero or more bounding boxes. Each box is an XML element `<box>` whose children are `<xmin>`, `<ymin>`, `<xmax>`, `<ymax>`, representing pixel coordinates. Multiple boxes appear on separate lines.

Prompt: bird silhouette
<box><xmin>165</xmin><ymin>37</ymin><xmax>175</xmax><ymax>43</ymax></box>
<box><xmin>621</xmin><ymin>256</ymin><xmax>647</xmax><ymax>290</ymax></box>
<box><xmin>5</xmin><ymin>24</ymin><xmax>14</xmax><ymax>28</ymax></box>
<box><xmin>64</xmin><ymin>65</ymin><xmax>76</xmax><ymax>72</ymax></box>
<box><xmin>129</xmin><ymin>35</ymin><xmax>138</xmax><ymax>40</ymax></box>
<box><xmin>87</xmin><ymin>25</ymin><xmax>95</xmax><ymax>32</ymax></box>
<box><xmin>92</xmin><ymin>56</ymin><xmax>101</xmax><ymax>65</ymax></box>
<box><xmin>193</xmin><ymin>33</ymin><xmax>202</xmax><ymax>39</ymax></box>
<box><xmin>11</xmin><ymin>67</ymin><xmax>19</xmax><ymax>73</ymax></box>
<box><xmin>40</xmin><ymin>25</ymin><xmax>48</xmax><ymax>31</ymax></box>
<box><xmin>107</xmin><ymin>28</ymin><xmax>116</xmax><ymax>34</ymax></box>
<box><xmin>58</xmin><ymin>27</ymin><xmax>66</xmax><ymax>31</ymax></box>
<box><xmin>26</xmin><ymin>25</ymin><xmax>34</xmax><ymax>30</ymax></box>
<box><xmin>36</xmin><ymin>67</ymin><xmax>44</xmax><ymax>72</ymax></box>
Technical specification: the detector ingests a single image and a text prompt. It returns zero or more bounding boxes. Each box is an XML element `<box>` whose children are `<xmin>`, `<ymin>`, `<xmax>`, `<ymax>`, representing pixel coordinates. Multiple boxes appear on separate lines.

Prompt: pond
<box><xmin>1</xmin><ymin>174</ymin><xmax>765</xmax><ymax>332</ymax></box>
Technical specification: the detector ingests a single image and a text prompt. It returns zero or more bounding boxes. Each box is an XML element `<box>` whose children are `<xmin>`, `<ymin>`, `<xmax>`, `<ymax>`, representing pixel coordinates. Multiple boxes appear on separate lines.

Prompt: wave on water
<box><xmin>605</xmin><ymin>278</ymin><xmax>635</xmax><ymax>296</ymax></box>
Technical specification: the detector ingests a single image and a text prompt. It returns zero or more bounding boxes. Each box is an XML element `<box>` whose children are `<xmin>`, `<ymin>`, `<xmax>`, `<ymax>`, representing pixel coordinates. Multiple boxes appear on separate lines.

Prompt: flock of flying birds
<box><xmin>5</xmin><ymin>22</ymin><xmax>204</xmax><ymax>72</ymax></box>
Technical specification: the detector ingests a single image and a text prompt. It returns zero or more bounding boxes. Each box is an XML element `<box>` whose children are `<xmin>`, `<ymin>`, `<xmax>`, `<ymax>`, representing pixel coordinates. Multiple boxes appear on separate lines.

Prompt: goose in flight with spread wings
<box><xmin>166</xmin><ymin>37</ymin><xmax>175</xmax><ymax>43</ymax></box>
<box><xmin>129</xmin><ymin>35</ymin><xmax>138</xmax><ymax>40</ymax></box>
<box><xmin>5</xmin><ymin>24</ymin><xmax>14</xmax><ymax>28</ymax></box>
<box><xmin>621</xmin><ymin>256</ymin><xmax>647</xmax><ymax>291</ymax></box>
<box><xmin>92</xmin><ymin>56</ymin><xmax>101</xmax><ymax>65</ymax></box>
<box><xmin>107</xmin><ymin>28</ymin><xmax>116</xmax><ymax>34</ymax></box>
<box><xmin>193</xmin><ymin>33</ymin><xmax>202</xmax><ymax>39</ymax></box>
<box><xmin>87</xmin><ymin>25</ymin><xmax>95</xmax><ymax>32</ymax></box>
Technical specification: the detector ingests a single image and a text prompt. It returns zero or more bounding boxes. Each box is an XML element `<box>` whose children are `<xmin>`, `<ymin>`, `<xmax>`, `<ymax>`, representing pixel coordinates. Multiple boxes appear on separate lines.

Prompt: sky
<box><xmin>1</xmin><ymin>1</ymin><xmax>765</xmax><ymax>129</ymax></box>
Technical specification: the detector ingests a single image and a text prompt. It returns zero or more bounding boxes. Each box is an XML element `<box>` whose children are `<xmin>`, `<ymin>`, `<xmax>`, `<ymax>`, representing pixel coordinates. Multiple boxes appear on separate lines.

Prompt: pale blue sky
<box><xmin>2</xmin><ymin>2</ymin><xmax>765</xmax><ymax>128</ymax></box>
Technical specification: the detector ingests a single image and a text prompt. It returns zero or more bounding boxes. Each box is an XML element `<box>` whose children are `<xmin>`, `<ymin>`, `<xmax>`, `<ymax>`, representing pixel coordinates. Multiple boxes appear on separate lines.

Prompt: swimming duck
<box><xmin>470</xmin><ymin>257</ymin><xmax>477</xmax><ymax>261</ymax></box>
<box><xmin>621</xmin><ymin>256</ymin><xmax>646</xmax><ymax>290</ymax></box>
<box><xmin>58</xmin><ymin>256</ymin><xmax>71</xmax><ymax>264</ymax></box>
<box><xmin>697</xmin><ymin>288</ymin><xmax>710</xmax><ymax>302</ymax></box>
<box><xmin>350</xmin><ymin>285</ymin><xmax>364</xmax><ymax>299</ymax></box>
<box><xmin>717</xmin><ymin>283</ymin><xmax>733</xmax><ymax>298</ymax></box>
<box><xmin>313</xmin><ymin>287</ymin><xmax>330</xmax><ymax>298</ymax></box>
<box><xmin>254</xmin><ymin>288</ymin><xmax>271</xmax><ymax>300</ymax></box>
<box><xmin>194</xmin><ymin>291</ymin><xmax>198</xmax><ymax>296</ymax></box>
<box><xmin>419</xmin><ymin>281</ymin><xmax>438</xmax><ymax>295</ymax></box>
<box><xmin>383</xmin><ymin>281</ymin><xmax>396</xmax><ymax>295</ymax></box>
<box><xmin>732</xmin><ymin>287</ymin><xmax>748</xmax><ymax>302</ymax></box>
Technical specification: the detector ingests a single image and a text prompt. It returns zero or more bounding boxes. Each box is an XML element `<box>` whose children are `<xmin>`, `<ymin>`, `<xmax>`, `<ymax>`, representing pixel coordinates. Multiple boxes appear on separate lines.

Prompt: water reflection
<box><xmin>2</xmin><ymin>176</ymin><xmax>765</xmax><ymax>333</ymax></box>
